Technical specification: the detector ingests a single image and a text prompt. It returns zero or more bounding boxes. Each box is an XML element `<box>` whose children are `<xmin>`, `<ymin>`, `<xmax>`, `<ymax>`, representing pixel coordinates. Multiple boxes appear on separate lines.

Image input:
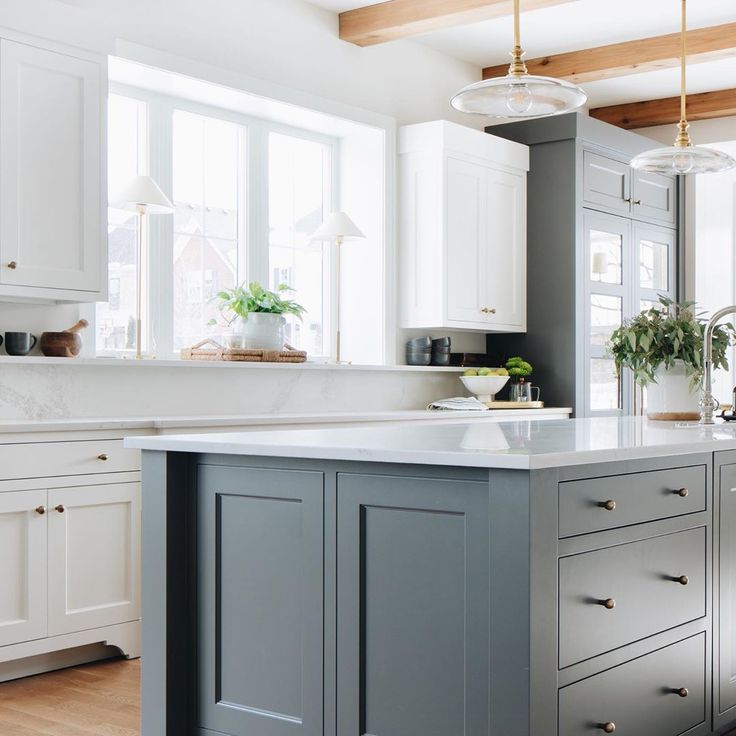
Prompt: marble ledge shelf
<box><xmin>0</xmin><ymin>355</ymin><xmax>466</xmax><ymax>372</ymax></box>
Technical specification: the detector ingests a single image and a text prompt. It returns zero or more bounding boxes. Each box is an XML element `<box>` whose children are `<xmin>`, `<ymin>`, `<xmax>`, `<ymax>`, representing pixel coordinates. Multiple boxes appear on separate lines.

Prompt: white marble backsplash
<box><xmin>0</xmin><ymin>364</ymin><xmax>462</xmax><ymax>421</ymax></box>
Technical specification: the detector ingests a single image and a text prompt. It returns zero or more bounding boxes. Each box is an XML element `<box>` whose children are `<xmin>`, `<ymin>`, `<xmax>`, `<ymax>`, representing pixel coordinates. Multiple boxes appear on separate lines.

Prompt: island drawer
<box><xmin>558</xmin><ymin>633</ymin><xmax>706</xmax><ymax>736</ymax></box>
<box><xmin>559</xmin><ymin>465</ymin><xmax>706</xmax><ymax>538</ymax></box>
<box><xmin>0</xmin><ymin>439</ymin><xmax>140</xmax><ymax>480</ymax></box>
<box><xmin>559</xmin><ymin>527</ymin><xmax>706</xmax><ymax>668</ymax></box>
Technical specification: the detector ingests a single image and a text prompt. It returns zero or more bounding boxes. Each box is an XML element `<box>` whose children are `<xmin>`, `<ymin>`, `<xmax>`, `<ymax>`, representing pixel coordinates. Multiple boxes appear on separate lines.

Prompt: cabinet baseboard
<box><xmin>0</xmin><ymin>620</ymin><xmax>140</xmax><ymax>682</ymax></box>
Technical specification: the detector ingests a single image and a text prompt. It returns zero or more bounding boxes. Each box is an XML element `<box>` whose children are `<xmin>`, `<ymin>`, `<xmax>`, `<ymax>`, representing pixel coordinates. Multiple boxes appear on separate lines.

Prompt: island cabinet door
<box><xmin>716</xmin><ymin>462</ymin><xmax>736</xmax><ymax>728</ymax></box>
<box><xmin>336</xmin><ymin>472</ymin><xmax>490</xmax><ymax>736</ymax></box>
<box><xmin>197</xmin><ymin>465</ymin><xmax>324</xmax><ymax>736</ymax></box>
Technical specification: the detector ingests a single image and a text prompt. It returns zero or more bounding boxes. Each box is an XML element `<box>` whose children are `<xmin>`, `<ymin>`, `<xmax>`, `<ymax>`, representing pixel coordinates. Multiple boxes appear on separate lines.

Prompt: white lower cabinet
<box><xmin>0</xmin><ymin>490</ymin><xmax>47</xmax><ymax>648</ymax></box>
<box><xmin>47</xmin><ymin>483</ymin><xmax>141</xmax><ymax>636</ymax></box>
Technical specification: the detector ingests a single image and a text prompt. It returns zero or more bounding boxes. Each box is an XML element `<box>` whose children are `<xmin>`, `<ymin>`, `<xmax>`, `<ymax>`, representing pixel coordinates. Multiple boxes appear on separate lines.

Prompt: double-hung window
<box><xmin>99</xmin><ymin>88</ymin><xmax>336</xmax><ymax>360</ymax></box>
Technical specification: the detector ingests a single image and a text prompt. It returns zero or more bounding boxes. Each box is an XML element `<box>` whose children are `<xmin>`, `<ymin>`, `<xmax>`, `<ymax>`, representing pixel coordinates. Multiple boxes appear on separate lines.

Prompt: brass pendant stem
<box><xmin>507</xmin><ymin>0</ymin><xmax>528</xmax><ymax>76</ymax></box>
<box><xmin>675</xmin><ymin>0</ymin><xmax>691</xmax><ymax>148</ymax></box>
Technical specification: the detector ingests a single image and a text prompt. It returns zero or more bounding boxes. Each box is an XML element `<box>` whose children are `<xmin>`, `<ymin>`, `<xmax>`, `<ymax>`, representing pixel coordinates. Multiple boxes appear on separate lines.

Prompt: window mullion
<box><xmin>248</xmin><ymin>122</ymin><xmax>270</xmax><ymax>286</ymax></box>
<box><xmin>147</xmin><ymin>98</ymin><xmax>174</xmax><ymax>358</ymax></box>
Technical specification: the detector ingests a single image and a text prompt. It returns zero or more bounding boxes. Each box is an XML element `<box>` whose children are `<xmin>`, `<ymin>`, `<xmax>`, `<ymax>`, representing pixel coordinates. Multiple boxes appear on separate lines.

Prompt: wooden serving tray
<box><xmin>181</xmin><ymin>338</ymin><xmax>306</xmax><ymax>363</ymax></box>
<box><xmin>483</xmin><ymin>400</ymin><xmax>545</xmax><ymax>409</ymax></box>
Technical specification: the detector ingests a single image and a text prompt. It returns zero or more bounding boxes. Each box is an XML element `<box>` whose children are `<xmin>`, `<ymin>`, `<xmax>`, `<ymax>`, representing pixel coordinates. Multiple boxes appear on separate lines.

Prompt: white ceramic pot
<box><xmin>646</xmin><ymin>361</ymin><xmax>701</xmax><ymax>421</ymax></box>
<box><xmin>236</xmin><ymin>313</ymin><xmax>286</xmax><ymax>351</ymax></box>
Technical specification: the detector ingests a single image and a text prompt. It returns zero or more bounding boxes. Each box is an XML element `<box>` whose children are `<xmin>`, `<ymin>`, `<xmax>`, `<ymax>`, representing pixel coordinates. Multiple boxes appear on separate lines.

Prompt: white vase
<box><xmin>646</xmin><ymin>361</ymin><xmax>701</xmax><ymax>421</ymax></box>
<box><xmin>235</xmin><ymin>313</ymin><xmax>286</xmax><ymax>350</ymax></box>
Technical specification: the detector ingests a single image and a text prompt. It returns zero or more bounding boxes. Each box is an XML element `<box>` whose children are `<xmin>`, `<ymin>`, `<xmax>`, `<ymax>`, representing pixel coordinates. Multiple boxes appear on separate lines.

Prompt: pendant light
<box><xmin>451</xmin><ymin>0</ymin><xmax>587</xmax><ymax>118</ymax></box>
<box><xmin>631</xmin><ymin>0</ymin><xmax>736</xmax><ymax>174</ymax></box>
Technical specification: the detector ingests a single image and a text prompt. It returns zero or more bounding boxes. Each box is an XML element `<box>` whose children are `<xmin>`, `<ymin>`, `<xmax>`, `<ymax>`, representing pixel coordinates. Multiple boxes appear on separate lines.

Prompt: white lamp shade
<box><xmin>311</xmin><ymin>211</ymin><xmax>365</xmax><ymax>242</ymax></box>
<box><xmin>112</xmin><ymin>175</ymin><xmax>174</xmax><ymax>214</ymax></box>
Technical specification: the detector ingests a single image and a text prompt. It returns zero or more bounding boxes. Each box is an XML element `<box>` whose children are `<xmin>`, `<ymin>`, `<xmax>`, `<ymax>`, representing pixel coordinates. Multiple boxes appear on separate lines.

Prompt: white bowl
<box><xmin>460</xmin><ymin>375</ymin><xmax>510</xmax><ymax>402</ymax></box>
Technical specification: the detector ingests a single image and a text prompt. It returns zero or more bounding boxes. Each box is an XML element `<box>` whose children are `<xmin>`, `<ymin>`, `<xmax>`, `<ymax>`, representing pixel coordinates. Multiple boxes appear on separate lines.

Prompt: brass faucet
<box><xmin>701</xmin><ymin>305</ymin><xmax>736</xmax><ymax>424</ymax></box>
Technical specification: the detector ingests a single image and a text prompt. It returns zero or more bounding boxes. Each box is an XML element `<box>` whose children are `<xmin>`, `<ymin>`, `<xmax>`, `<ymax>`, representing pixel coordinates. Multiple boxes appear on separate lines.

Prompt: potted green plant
<box><xmin>609</xmin><ymin>296</ymin><xmax>736</xmax><ymax>420</ymax></box>
<box><xmin>211</xmin><ymin>282</ymin><xmax>305</xmax><ymax>350</ymax></box>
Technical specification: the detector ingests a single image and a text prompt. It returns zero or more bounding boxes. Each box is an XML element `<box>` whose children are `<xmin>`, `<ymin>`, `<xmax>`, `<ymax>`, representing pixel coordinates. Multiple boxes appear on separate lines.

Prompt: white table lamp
<box><xmin>311</xmin><ymin>212</ymin><xmax>365</xmax><ymax>363</ymax></box>
<box><xmin>113</xmin><ymin>176</ymin><xmax>174</xmax><ymax>359</ymax></box>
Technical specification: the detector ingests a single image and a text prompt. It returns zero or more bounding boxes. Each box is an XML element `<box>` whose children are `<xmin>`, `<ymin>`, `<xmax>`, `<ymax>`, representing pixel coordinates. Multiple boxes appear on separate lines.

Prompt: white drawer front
<box><xmin>0</xmin><ymin>440</ymin><xmax>140</xmax><ymax>480</ymax></box>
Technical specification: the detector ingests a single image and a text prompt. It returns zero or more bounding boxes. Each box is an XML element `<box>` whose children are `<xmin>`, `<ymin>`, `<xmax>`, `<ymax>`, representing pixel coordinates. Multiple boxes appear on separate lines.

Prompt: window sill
<box><xmin>0</xmin><ymin>355</ymin><xmax>466</xmax><ymax>373</ymax></box>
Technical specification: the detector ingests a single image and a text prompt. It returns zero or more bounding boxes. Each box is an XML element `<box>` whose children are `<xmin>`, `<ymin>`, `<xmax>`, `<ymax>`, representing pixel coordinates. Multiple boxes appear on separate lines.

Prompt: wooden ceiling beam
<box><xmin>590</xmin><ymin>88</ymin><xmax>736</xmax><ymax>130</ymax></box>
<box><xmin>339</xmin><ymin>0</ymin><xmax>578</xmax><ymax>47</ymax></box>
<box><xmin>482</xmin><ymin>22</ymin><xmax>736</xmax><ymax>83</ymax></box>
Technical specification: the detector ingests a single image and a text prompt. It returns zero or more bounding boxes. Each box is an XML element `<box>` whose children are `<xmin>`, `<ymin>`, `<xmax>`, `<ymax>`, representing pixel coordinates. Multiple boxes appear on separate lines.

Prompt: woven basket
<box><xmin>181</xmin><ymin>338</ymin><xmax>307</xmax><ymax>363</ymax></box>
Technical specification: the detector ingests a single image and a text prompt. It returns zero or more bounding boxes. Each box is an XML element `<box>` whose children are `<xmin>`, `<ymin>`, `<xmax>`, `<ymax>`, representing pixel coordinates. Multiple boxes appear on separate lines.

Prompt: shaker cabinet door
<box><xmin>0</xmin><ymin>39</ymin><xmax>103</xmax><ymax>294</ymax></box>
<box><xmin>632</xmin><ymin>169</ymin><xmax>677</xmax><ymax>226</ymax></box>
<box><xmin>0</xmin><ymin>489</ymin><xmax>47</xmax><ymax>647</ymax></box>
<box><xmin>47</xmin><ymin>482</ymin><xmax>141</xmax><ymax>636</ymax></box>
<box><xmin>336</xmin><ymin>472</ymin><xmax>490</xmax><ymax>736</ymax></box>
<box><xmin>583</xmin><ymin>151</ymin><xmax>632</xmax><ymax>216</ymax></box>
<box><xmin>446</xmin><ymin>156</ymin><xmax>488</xmax><ymax>326</ymax></box>
<box><xmin>197</xmin><ymin>465</ymin><xmax>324</xmax><ymax>736</ymax></box>
<box><xmin>716</xmin><ymin>463</ymin><xmax>736</xmax><ymax>727</ymax></box>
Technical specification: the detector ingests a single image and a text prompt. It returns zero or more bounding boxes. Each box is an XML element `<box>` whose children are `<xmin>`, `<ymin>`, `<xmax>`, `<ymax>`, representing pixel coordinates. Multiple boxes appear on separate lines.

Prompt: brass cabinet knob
<box><xmin>7</xmin><ymin>261</ymin><xmax>17</xmax><ymax>270</ymax></box>
<box><xmin>601</xmin><ymin>598</ymin><xmax>616</xmax><ymax>610</ymax></box>
<box><xmin>624</xmin><ymin>196</ymin><xmax>632</xmax><ymax>203</ymax></box>
<box><xmin>677</xmin><ymin>575</ymin><xmax>689</xmax><ymax>586</ymax></box>
<box><xmin>677</xmin><ymin>687</ymin><xmax>689</xmax><ymax>698</ymax></box>
<box><xmin>601</xmin><ymin>723</ymin><xmax>616</xmax><ymax>733</ymax></box>
<box><xmin>55</xmin><ymin>504</ymin><xmax>65</xmax><ymax>513</ymax></box>
<box><xmin>35</xmin><ymin>505</ymin><xmax>46</xmax><ymax>515</ymax></box>
<box><xmin>480</xmin><ymin>307</ymin><xmax>497</xmax><ymax>314</ymax></box>
<box><xmin>633</xmin><ymin>199</ymin><xmax>642</xmax><ymax>205</ymax></box>
<box><xmin>600</xmin><ymin>499</ymin><xmax>616</xmax><ymax>511</ymax></box>
<box><xmin>676</xmin><ymin>488</ymin><xmax>689</xmax><ymax>497</ymax></box>
<box><xmin>97</xmin><ymin>453</ymin><xmax>108</xmax><ymax>461</ymax></box>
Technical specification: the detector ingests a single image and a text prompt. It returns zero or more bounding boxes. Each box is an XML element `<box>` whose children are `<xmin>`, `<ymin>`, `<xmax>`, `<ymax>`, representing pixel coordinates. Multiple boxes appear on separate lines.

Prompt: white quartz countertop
<box><xmin>125</xmin><ymin>416</ymin><xmax>736</xmax><ymax>470</ymax></box>
<box><xmin>0</xmin><ymin>407</ymin><xmax>571</xmax><ymax>434</ymax></box>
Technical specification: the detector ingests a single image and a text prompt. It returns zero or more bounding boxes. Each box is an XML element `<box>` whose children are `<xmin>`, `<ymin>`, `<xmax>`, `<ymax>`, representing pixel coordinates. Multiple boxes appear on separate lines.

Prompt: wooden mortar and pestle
<box><xmin>40</xmin><ymin>319</ymin><xmax>89</xmax><ymax>358</ymax></box>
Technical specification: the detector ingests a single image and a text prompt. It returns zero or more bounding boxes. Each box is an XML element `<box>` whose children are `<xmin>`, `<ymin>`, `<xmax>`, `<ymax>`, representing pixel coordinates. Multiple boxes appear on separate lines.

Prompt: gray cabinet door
<box><xmin>717</xmin><ymin>464</ymin><xmax>736</xmax><ymax>721</ymax></box>
<box><xmin>197</xmin><ymin>464</ymin><xmax>324</xmax><ymax>736</ymax></box>
<box><xmin>336</xmin><ymin>472</ymin><xmax>489</xmax><ymax>736</ymax></box>
<box><xmin>632</xmin><ymin>169</ymin><xmax>677</xmax><ymax>226</ymax></box>
<box><xmin>583</xmin><ymin>150</ymin><xmax>631</xmax><ymax>216</ymax></box>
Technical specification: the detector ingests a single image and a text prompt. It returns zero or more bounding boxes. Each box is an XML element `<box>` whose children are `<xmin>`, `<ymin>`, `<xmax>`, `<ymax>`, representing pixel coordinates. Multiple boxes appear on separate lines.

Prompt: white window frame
<box><xmin>101</xmin><ymin>82</ymin><xmax>339</xmax><ymax>360</ymax></box>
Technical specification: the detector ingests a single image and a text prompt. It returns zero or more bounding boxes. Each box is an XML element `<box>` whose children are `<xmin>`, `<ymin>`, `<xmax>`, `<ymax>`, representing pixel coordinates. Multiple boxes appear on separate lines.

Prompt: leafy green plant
<box><xmin>505</xmin><ymin>356</ymin><xmax>533</xmax><ymax>381</ymax></box>
<box><xmin>609</xmin><ymin>296</ymin><xmax>736</xmax><ymax>388</ymax></box>
<box><xmin>209</xmin><ymin>282</ymin><xmax>305</xmax><ymax>325</ymax></box>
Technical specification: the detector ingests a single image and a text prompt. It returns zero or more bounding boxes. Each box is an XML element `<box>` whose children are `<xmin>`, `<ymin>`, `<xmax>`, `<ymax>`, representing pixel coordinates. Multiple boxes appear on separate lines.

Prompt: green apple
<box><xmin>496</xmin><ymin>368</ymin><xmax>509</xmax><ymax>376</ymax></box>
<box><xmin>478</xmin><ymin>367</ymin><xmax>491</xmax><ymax>376</ymax></box>
<box><xmin>463</xmin><ymin>368</ymin><xmax>479</xmax><ymax>377</ymax></box>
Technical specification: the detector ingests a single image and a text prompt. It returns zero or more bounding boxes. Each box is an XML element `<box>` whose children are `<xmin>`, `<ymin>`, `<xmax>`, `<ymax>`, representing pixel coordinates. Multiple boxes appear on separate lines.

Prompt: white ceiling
<box><xmin>307</xmin><ymin>0</ymin><xmax>736</xmax><ymax>108</ymax></box>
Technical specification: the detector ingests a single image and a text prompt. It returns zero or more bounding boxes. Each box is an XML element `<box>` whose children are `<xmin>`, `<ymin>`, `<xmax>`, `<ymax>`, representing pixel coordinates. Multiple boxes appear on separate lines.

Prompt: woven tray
<box><xmin>181</xmin><ymin>338</ymin><xmax>307</xmax><ymax>363</ymax></box>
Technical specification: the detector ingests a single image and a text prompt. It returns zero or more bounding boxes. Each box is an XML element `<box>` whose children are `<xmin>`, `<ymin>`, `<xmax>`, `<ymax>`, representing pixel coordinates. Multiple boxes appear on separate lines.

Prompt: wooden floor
<box><xmin>0</xmin><ymin>658</ymin><xmax>139</xmax><ymax>736</ymax></box>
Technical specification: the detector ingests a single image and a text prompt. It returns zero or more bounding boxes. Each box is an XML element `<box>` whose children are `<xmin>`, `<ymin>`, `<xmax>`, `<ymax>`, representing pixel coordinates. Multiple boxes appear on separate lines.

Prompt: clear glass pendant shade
<box><xmin>451</xmin><ymin>74</ymin><xmax>587</xmax><ymax>118</ymax></box>
<box><xmin>631</xmin><ymin>145</ymin><xmax>736</xmax><ymax>175</ymax></box>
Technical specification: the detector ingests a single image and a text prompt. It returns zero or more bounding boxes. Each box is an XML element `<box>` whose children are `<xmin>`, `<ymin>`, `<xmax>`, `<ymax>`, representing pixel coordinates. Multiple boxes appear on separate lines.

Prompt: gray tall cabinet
<box><xmin>488</xmin><ymin>113</ymin><xmax>681</xmax><ymax>417</ymax></box>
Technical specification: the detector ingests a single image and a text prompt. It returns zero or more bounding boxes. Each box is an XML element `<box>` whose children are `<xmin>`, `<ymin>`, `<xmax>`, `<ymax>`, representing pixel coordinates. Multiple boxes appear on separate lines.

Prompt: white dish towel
<box><xmin>427</xmin><ymin>397</ymin><xmax>489</xmax><ymax>411</ymax></box>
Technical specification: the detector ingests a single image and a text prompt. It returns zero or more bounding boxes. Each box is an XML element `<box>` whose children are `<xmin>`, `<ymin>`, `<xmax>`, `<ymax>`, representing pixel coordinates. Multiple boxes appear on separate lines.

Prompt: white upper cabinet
<box><xmin>0</xmin><ymin>36</ymin><xmax>106</xmax><ymax>302</ymax></box>
<box><xmin>400</xmin><ymin>120</ymin><xmax>528</xmax><ymax>333</ymax></box>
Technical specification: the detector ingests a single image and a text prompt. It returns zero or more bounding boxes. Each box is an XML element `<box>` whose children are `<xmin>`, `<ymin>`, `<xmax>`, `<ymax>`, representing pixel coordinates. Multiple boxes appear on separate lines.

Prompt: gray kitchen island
<box><xmin>127</xmin><ymin>417</ymin><xmax>736</xmax><ymax>736</ymax></box>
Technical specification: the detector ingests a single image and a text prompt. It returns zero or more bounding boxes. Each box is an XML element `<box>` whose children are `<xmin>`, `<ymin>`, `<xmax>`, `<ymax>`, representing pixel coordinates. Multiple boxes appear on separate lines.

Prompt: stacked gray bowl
<box><xmin>406</xmin><ymin>336</ymin><xmax>432</xmax><ymax>366</ymax></box>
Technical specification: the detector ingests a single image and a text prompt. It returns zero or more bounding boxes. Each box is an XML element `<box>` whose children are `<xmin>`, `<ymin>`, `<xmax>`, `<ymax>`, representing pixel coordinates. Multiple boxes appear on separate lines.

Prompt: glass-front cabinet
<box><xmin>583</xmin><ymin>211</ymin><xmax>676</xmax><ymax>416</ymax></box>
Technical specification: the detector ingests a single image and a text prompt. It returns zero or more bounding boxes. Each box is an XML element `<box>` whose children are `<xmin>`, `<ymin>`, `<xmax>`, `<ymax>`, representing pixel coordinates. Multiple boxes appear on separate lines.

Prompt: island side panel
<box><xmin>140</xmin><ymin>450</ymin><xmax>194</xmax><ymax>736</ymax></box>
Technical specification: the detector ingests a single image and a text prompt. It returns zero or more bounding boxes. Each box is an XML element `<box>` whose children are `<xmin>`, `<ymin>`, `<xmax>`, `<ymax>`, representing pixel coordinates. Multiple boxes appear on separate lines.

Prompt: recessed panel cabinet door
<box><xmin>337</xmin><ymin>473</ymin><xmax>490</xmax><ymax>736</ymax></box>
<box><xmin>583</xmin><ymin>151</ymin><xmax>631</xmax><ymax>216</ymax></box>
<box><xmin>0</xmin><ymin>39</ymin><xmax>103</xmax><ymax>292</ymax></box>
<box><xmin>632</xmin><ymin>169</ymin><xmax>677</xmax><ymax>226</ymax></box>
<box><xmin>47</xmin><ymin>483</ymin><xmax>141</xmax><ymax>636</ymax></box>
<box><xmin>717</xmin><ymin>464</ymin><xmax>736</xmax><ymax>725</ymax></box>
<box><xmin>485</xmin><ymin>168</ymin><xmax>526</xmax><ymax>329</ymax></box>
<box><xmin>446</xmin><ymin>156</ymin><xmax>487</xmax><ymax>325</ymax></box>
<box><xmin>197</xmin><ymin>465</ymin><xmax>324</xmax><ymax>736</ymax></box>
<box><xmin>0</xmin><ymin>489</ymin><xmax>47</xmax><ymax>647</ymax></box>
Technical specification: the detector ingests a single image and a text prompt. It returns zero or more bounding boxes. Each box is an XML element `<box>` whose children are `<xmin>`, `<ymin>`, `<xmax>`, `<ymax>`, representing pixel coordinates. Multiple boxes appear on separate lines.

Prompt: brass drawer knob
<box><xmin>7</xmin><ymin>261</ymin><xmax>16</xmax><ymax>270</ymax></box>
<box><xmin>601</xmin><ymin>723</ymin><xmax>616</xmax><ymax>733</ymax></box>
<box><xmin>601</xmin><ymin>598</ymin><xmax>616</xmax><ymax>610</ymax></box>
<box><xmin>480</xmin><ymin>307</ymin><xmax>497</xmax><ymax>314</ymax></box>
<box><xmin>633</xmin><ymin>199</ymin><xmax>642</xmax><ymax>205</ymax></box>
<box><xmin>55</xmin><ymin>504</ymin><xmax>65</xmax><ymax>513</ymax></box>
<box><xmin>600</xmin><ymin>499</ymin><xmax>616</xmax><ymax>511</ymax></box>
<box><xmin>677</xmin><ymin>575</ymin><xmax>689</xmax><ymax>586</ymax></box>
<box><xmin>677</xmin><ymin>687</ymin><xmax>689</xmax><ymax>698</ymax></box>
<box><xmin>35</xmin><ymin>505</ymin><xmax>46</xmax><ymax>515</ymax></box>
<box><xmin>676</xmin><ymin>488</ymin><xmax>689</xmax><ymax>497</ymax></box>
<box><xmin>97</xmin><ymin>453</ymin><xmax>109</xmax><ymax>461</ymax></box>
